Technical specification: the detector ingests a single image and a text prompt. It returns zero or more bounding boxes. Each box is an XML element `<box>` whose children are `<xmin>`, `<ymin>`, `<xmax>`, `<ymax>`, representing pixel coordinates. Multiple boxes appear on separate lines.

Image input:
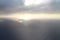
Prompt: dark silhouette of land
<box><xmin>0</xmin><ymin>18</ymin><xmax>60</xmax><ymax>40</ymax></box>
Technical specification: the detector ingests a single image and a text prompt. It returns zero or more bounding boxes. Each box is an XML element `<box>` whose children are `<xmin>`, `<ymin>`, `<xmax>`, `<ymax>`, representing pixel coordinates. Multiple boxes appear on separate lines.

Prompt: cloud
<box><xmin>17</xmin><ymin>0</ymin><xmax>60</xmax><ymax>13</ymax></box>
<box><xmin>0</xmin><ymin>0</ymin><xmax>24</xmax><ymax>14</ymax></box>
<box><xmin>0</xmin><ymin>0</ymin><xmax>60</xmax><ymax>14</ymax></box>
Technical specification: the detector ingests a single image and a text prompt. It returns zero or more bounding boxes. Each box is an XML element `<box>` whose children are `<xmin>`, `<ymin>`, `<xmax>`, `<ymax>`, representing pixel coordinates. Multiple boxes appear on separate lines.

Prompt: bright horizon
<box><xmin>0</xmin><ymin>13</ymin><xmax>60</xmax><ymax>21</ymax></box>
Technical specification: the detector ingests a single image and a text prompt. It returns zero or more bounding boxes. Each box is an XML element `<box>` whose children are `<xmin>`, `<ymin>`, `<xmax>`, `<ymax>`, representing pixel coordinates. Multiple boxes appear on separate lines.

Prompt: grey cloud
<box><xmin>17</xmin><ymin>0</ymin><xmax>60</xmax><ymax>13</ymax></box>
<box><xmin>18</xmin><ymin>0</ymin><xmax>60</xmax><ymax>13</ymax></box>
<box><xmin>0</xmin><ymin>0</ymin><xmax>24</xmax><ymax>14</ymax></box>
<box><xmin>0</xmin><ymin>0</ymin><xmax>60</xmax><ymax>14</ymax></box>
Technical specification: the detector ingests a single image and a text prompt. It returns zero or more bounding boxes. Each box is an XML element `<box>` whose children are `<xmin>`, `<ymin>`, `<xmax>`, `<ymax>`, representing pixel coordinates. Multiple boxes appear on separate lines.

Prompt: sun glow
<box><xmin>19</xmin><ymin>14</ymin><xmax>32</xmax><ymax>20</ymax></box>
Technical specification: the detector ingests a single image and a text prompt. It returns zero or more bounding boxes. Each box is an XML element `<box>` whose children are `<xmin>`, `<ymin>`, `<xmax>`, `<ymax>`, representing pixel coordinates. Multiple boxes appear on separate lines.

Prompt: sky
<box><xmin>0</xmin><ymin>0</ymin><xmax>59</xmax><ymax>14</ymax></box>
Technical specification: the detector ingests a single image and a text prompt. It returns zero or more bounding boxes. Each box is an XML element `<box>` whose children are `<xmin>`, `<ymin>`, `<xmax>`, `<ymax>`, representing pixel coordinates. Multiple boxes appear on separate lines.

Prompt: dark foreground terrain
<box><xmin>0</xmin><ymin>18</ymin><xmax>60</xmax><ymax>40</ymax></box>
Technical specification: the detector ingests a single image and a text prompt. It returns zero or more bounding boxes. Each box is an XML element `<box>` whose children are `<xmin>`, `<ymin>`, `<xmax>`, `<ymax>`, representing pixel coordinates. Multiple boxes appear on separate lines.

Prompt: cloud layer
<box><xmin>19</xmin><ymin>0</ymin><xmax>60</xmax><ymax>13</ymax></box>
<box><xmin>0</xmin><ymin>0</ymin><xmax>60</xmax><ymax>14</ymax></box>
<box><xmin>0</xmin><ymin>0</ymin><xmax>24</xmax><ymax>14</ymax></box>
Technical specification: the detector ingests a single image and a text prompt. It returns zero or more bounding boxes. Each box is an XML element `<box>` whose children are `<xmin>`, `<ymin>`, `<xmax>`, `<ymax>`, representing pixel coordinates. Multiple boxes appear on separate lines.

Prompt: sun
<box><xmin>24</xmin><ymin>0</ymin><xmax>49</xmax><ymax>6</ymax></box>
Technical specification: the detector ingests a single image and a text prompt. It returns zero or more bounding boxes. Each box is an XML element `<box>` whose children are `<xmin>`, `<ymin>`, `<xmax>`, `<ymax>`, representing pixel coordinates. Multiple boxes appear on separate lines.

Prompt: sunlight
<box><xmin>24</xmin><ymin>0</ymin><xmax>49</xmax><ymax>6</ymax></box>
<box><xmin>19</xmin><ymin>14</ymin><xmax>32</xmax><ymax>20</ymax></box>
